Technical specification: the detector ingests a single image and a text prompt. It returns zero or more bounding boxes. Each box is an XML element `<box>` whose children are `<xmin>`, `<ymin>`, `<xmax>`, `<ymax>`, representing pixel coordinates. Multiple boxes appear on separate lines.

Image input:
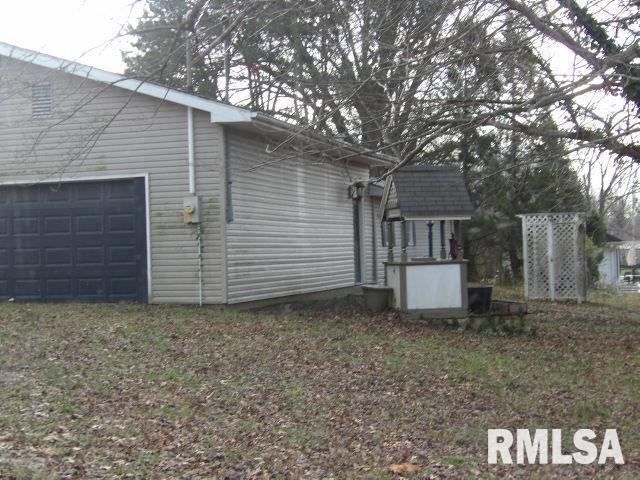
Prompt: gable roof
<box><xmin>0</xmin><ymin>40</ymin><xmax>392</xmax><ymax>166</ymax></box>
<box><xmin>0</xmin><ymin>41</ymin><xmax>253</xmax><ymax>123</ymax></box>
<box><xmin>385</xmin><ymin>166</ymin><xmax>475</xmax><ymax>220</ymax></box>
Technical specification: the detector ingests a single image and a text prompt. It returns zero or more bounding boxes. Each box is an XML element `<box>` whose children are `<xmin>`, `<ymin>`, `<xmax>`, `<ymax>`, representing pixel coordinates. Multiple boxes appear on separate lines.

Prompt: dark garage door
<box><xmin>0</xmin><ymin>178</ymin><xmax>147</xmax><ymax>302</ymax></box>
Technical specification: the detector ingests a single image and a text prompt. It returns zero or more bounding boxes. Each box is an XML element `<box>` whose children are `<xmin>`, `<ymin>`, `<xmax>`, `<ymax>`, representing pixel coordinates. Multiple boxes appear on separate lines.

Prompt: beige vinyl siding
<box><xmin>225</xmin><ymin>128</ymin><xmax>369</xmax><ymax>303</ymax></box>
<box><xmin>0</xmin><ymin>57</ymin><xmax>226</xmax><ymax>304</ymax></box>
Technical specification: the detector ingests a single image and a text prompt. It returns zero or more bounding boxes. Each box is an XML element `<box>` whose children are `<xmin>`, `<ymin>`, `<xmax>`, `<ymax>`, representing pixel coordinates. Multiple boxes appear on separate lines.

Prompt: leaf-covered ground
<box><xmin>0</xmin><ymin>289</ymin><xmax>638</xmax><ymax>479</ymax></box>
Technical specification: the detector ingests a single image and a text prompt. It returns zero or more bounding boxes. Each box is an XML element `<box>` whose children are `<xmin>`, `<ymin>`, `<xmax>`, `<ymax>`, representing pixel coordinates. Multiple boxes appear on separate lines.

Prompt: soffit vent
<box><xmin>32</xmin><ymin>82</ymin><xmax>52</xmax><ymax>117</ymax></box>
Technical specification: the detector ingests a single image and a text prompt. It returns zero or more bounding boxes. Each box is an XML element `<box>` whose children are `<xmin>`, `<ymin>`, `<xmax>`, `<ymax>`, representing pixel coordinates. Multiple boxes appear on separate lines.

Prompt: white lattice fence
<box><xmin>520</xmin><ymin>213</ymin><xmax>586</xmax><ymax>302</ymax></box>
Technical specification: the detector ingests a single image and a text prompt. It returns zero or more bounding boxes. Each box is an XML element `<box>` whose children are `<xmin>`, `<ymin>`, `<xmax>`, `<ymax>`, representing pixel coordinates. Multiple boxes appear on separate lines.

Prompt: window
<box><xmin>32</xmin><ymin>82</ymin><xmax>52</xmax><ymax>117</ymax></box>
<box><xmin>381</xmin><ymin>221</ymin><xmax>416</xmax><ymax>247</ymax></box>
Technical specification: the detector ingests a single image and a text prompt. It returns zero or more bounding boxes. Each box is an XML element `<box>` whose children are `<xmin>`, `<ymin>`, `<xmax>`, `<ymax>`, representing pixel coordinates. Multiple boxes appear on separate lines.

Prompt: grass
<box><xmin>0</xmin><ymin>291</ymin><xmax>638</xmax><ymax>478</ymax></box>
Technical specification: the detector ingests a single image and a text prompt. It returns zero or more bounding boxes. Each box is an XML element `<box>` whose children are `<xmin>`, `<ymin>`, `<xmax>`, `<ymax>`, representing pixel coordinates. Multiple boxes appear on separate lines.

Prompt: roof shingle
<box><xmin>389</xmin><ymin>166</ymin><xmax>474</xmax><ymax>218</ymax></box>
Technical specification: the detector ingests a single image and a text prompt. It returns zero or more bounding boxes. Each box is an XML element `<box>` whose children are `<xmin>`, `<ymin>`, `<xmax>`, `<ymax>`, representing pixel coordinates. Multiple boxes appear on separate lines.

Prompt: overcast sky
<box><xmin>0</xmin><ymin>0</ymin><xmax>141</xmax><ymax>72</ymax></box>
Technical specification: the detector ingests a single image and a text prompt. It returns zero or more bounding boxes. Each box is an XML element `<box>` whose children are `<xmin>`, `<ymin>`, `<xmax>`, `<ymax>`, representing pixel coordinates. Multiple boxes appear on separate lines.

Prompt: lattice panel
<box><xmin>520</xmin><ymin>213</ymin><xmax>586</xmax><ymax>303</ymax></box>
<box><xmin>525</xmin><ymin>217</ymin><xmax>549</xmax><ymax>298</ymax></box>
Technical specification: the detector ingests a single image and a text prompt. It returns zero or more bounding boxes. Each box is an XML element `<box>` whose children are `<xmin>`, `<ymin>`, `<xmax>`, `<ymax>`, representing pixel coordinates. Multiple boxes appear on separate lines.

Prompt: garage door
<box><xmin>0</xmin><ymin>178</ymin><xmax>147</xmax><ymax>302</ymax></box>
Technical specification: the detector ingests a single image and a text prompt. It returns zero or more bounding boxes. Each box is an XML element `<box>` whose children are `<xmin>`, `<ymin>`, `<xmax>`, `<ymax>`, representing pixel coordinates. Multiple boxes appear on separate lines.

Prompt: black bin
<box><xmin>468</xmin><ymin>284</ymin><xmax>493</xmax><ymax>314</ymax></box>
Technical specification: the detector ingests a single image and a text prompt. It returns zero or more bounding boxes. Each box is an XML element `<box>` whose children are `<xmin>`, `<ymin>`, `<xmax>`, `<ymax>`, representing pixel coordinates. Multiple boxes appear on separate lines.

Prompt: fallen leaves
<box><xmin>0</xmin><ymin>298</ymin><xmax>638</xmax><ymax>478</ymax></box>
<box><xmin>389</xmin><ymin>462</ymin><xmax>422</xmax><ymax>475</ymax></box>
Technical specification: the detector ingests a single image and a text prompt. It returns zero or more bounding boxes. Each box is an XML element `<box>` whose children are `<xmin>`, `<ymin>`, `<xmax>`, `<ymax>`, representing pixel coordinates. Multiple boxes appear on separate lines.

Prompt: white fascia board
<box><xmin>210</xmin><ymin>109</ymin><xmax>257</xmax><ymax>123</ymax></box>
<box><xmin>0</xmin><ymin>41</ymin><xmax>253</xmax><ymax>123</ymax></box>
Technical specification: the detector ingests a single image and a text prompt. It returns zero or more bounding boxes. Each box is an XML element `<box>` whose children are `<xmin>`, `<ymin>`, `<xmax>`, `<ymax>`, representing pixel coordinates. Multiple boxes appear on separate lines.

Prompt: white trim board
<box><xmin>0</xmin><ymin>173</ymin><xmax>153</xmax><ymax>303</ymax></box>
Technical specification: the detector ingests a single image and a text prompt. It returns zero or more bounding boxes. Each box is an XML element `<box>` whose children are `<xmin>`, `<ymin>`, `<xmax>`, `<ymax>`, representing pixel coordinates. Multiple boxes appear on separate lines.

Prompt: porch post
<box><xmin>400</xmin><ymin>219</ymin><xmax>408</xmax><ymax>262</ymax></box>
<box><xmin>439</xmin><ymin>219</ymin><xmax>446</xmax><ymax>259</ymax></box>
<box><xmin>387</xmin><ymin>221</ymin><xmax>395</xmax><ymax>263</ymax></box>
<box><xmin>453</xmin><ymin>220</ymin><xmax>462</xmax><ymax>259</ymax></box>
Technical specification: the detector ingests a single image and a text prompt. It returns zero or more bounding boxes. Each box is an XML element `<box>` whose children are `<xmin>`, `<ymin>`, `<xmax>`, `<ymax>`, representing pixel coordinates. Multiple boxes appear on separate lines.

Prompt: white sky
<box><xmin>0</xmin><ymin>0</ymin><xmax>141</xmax><ymax>73</ymax></box>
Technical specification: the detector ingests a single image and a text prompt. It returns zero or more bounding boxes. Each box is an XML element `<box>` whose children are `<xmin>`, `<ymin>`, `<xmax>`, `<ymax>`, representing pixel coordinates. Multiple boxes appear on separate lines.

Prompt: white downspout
<box><xmin>186</xmin><ymin>31</ymin><xmax>203</xmax><ymax>306</ymax></box>
<box><xmin>188</xmin><ymin>106</ymin><xmax>202</xmax><ymax>306</ymax></box>
<box><xmin>188</xmin><ymin>106</ymin><xmax>196</xmax><ymax>195</ymax></box>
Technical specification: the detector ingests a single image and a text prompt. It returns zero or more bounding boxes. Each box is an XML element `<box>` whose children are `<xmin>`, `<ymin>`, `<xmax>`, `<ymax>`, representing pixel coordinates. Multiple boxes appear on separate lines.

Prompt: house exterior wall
<box><xmin>225</xmin><ymin>128</ymin><xmax>370</xmax><ymax>303</ymax></box>
<box><xmin>0</xmin><ymin>57</ymin><xmax>226</xmax><ymax>304</ymax></box>
<box><xmin>598</xmin><ymin>247</ymin><xmax>620</xmax><ymax>287</ymax></box>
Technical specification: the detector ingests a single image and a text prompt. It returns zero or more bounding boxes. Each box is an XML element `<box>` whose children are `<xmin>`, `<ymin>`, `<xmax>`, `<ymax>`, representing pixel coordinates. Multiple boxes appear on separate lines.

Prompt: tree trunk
<box><xmin>509</xmin><ymin>247</ymin><xmax>522</xmax><ymax>281</ymax></box>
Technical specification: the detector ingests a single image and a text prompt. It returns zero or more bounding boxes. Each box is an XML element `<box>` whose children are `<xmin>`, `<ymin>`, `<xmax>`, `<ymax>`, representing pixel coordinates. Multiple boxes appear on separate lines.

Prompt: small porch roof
<box><xmin>381</xmin><ymin>165</ymin><xmax>474</xmax><ymax>221</ymax></box>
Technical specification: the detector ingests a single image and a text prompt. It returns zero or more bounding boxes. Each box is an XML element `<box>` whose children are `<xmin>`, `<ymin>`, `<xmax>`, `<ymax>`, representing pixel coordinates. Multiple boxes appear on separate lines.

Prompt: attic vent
<box><xmin>32</xmin><ymin>82</ymin><xmax>52</xmax><ymax>117</ymax></box>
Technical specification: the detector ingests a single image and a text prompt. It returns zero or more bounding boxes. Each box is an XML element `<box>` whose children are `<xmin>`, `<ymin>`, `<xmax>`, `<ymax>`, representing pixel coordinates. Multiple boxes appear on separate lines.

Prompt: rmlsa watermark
<box><xmin>488</xmin><ymin>429</ymin><xmax>624</xmax><ymax>465</ymax></box>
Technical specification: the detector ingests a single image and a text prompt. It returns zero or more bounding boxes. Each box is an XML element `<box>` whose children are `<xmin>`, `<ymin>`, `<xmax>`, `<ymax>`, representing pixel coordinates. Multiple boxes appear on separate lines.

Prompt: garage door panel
<box><xmin>76</xmin><ymin>246</ymin><xmax>105</xmax><ymax>265</ymax></box>
<box><xmin>14</xmin><ymin>248</ymin><xmax>40</xmax><ymax>266</ymax></box>
<box><xmin>0</xmin><ymin>178</ymin><xmax>147</xmax><ymax>302</ymax></box>
<box><xmin>13</xmin><ymin>188</ymin><xmax>39</xmax><ymax>204</ymax></box>
<box><xmin>78</xmin><ymin>278</ymin><xmax>104</xmax><ymax>297</ymax></box>
<box><xmin>76</xmin><ymin>215</ymin><xmax>104</xmax><ymax>234</ymax></box>
<box><xmin>110</xmin><ymin>277</ymin><xmax>138</xmax><ymax>295</ymax></box>
<box><xmin>44</xmin><ymin>247</ymin><xmax>73</xmax><ymax>266</ymax></box>
<box><xmin>108</xmin><ymin>181</ymin><xmax>138</xmax><ymax>200</ymax></box>
<box><xmin>46</xmin><ymin>278</ymin><xmax>73</xmax><ymax>297</ymax></box>
<box><xmin>14</xmin><ymin>279</ymin><xmax>40</xmax><ymax>298</ymax></box>
<box><xmin>13</xmin><ymin>217</ymin><xmax>39</xmax><ymax>236</ymax></box>
<box><xmin>109</xmin><ymin>245</ymin><xmax>138</xmax><ymax>264</ymax></box>
<box><xmin>44</xmin><ymin>188</ymin><xmax>72</xmax><ymax>203</ymax></box>
<box><xmin>43</xmin><ymin>216</ymin><xmax>72</xmax><ymax>235</ymax></box>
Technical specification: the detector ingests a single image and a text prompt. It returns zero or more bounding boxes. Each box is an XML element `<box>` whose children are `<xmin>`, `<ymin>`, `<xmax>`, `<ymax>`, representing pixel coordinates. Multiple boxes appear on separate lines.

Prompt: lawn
<box><xmin>0</xmin><ymin>289</ymin><xmax>638</xmax><ymax>479</ymax></box>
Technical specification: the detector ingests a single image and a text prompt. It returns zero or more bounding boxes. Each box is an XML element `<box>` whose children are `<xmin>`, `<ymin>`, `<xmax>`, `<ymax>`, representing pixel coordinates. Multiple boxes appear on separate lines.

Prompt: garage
<box><xmin>0</xmin><ymin>178</ymin><xmax>148</xmax><ymax>302</ymax></box>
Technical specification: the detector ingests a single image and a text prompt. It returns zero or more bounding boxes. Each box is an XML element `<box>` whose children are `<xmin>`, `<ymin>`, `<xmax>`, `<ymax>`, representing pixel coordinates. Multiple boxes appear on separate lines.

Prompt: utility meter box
<box><xmin>183</xmin><ymin>194</ymin><xmax>201</xmax><ymax>224</ymax></box>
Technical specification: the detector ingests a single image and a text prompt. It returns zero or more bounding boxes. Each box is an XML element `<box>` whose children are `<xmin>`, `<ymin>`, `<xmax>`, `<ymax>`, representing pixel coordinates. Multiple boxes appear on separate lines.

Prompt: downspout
<box><xmin>186</xmin><ymin>30</ymin><xmax>203</xmax><ymax>306</ymax></box>
<box><xmin>224</xmin><ymin>126</ymin><xmax>234</xmax><ymax>222</ymax></box>
<box><xmin>188</xmin><ymin>106</ymin><xmax>202</xmax><ymax>306</ymax></box>
<box><xmin>371</xmin><ymin>197</ymin><xmax>377</xmax><ymax>283</ymax></box>
<box><xmin>188</xmin><ymin>108</ymin><xmax>196</xmax><ymax>194</ymax></box>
